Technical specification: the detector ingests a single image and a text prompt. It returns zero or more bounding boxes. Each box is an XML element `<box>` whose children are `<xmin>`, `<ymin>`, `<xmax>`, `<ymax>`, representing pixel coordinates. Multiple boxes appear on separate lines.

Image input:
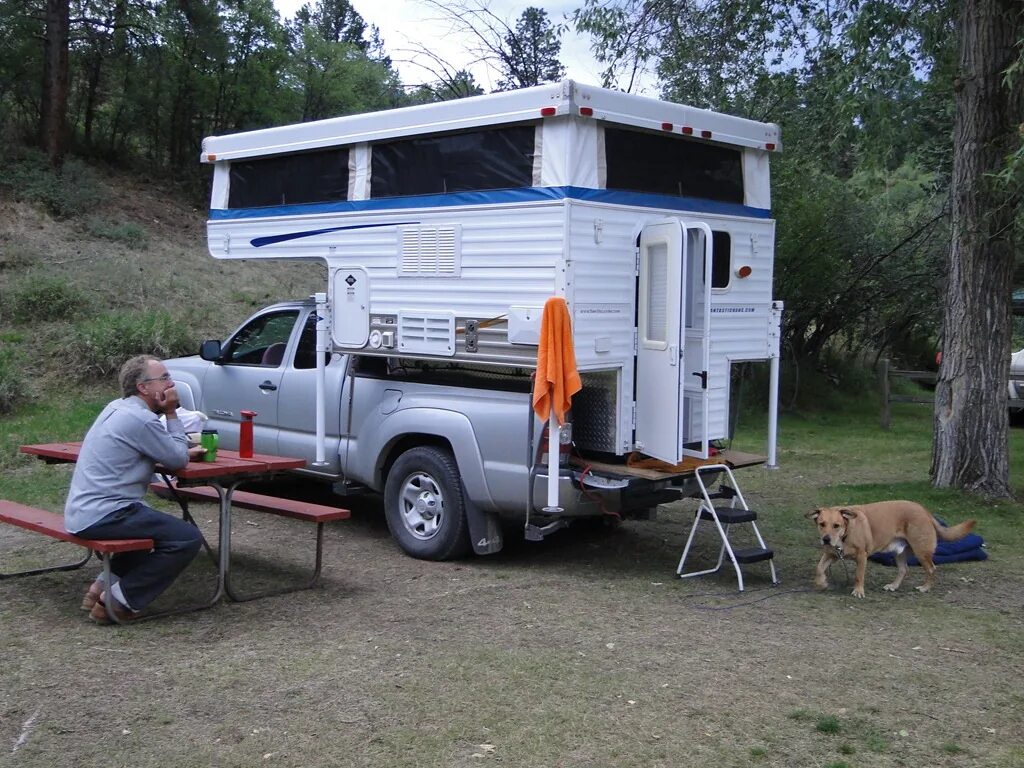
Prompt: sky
<box><xmin>271</xmin><ymin>0</ymin><xmax>657</xmax><ymax>94</ymax></box>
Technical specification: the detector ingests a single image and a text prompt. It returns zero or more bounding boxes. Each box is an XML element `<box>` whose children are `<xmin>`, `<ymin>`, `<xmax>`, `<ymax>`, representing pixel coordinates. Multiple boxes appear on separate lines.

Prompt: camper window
<box><xmin>711</xmin><ymin>232</ymin><xmax>731</xmax><ymax>289</ymax></box>
<box><xmin>604</xmin><ymin>128</ymin><xmax>743</xmax><ymax>204</ymax></box>
<box><xmin>228</xmin><ymin>147</ymin><xmax>349</xmax><ymax>208</ymax></box>
<box><xmin>371</xmin><ymin>125</ymin><xmax>535</xmax><ymax>197</ymax></box>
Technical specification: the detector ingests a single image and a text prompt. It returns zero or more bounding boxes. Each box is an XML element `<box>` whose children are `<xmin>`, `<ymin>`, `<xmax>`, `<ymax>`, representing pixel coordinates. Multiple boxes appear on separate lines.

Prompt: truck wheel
<box><xmin>384</xmin><ymin>446</ymin><xmax>471</xmax><ymax>560</ymax></box>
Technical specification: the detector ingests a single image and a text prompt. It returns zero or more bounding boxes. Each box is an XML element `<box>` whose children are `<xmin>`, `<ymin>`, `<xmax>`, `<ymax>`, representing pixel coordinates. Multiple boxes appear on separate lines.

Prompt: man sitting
<box><xmin>65</xmin><ymin>355</ymin><xmax>207</xmax><ymax>623</ymax></box>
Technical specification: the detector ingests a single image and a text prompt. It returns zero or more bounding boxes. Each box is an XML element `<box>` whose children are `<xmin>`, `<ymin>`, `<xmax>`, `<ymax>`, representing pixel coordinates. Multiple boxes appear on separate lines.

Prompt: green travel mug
<box><xmin>200</xmin><ymin>429</ymin><xmax>219</xmax><ymax>462</ymax></box>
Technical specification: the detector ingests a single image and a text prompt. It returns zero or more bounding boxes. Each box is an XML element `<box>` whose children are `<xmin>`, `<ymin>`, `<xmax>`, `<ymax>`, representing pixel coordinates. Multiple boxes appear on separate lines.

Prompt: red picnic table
<box><xmin>17</xmin><ymin>442</ymin><xmax>321</xmax><ymax>617</ymax></box>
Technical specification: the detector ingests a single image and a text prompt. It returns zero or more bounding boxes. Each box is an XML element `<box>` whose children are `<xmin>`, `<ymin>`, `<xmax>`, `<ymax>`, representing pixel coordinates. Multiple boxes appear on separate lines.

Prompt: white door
<box><xmin>681</xmin><ymin>223</ymin><xmax>713</xmax><ymax>458</ymax></box>
<box><xmin>635</xmin><ymin>220</ymin><xmax>714</xmax><ymax>463</ymax></box>
<box><xmin>635</xmin><ymin>220</ymin><xmax>685</xmax><ymax>463</ymax></box>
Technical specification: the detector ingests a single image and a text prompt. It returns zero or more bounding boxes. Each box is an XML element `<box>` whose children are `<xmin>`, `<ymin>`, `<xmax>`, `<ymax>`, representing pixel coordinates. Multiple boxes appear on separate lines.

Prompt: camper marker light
<box><xmin>541</xmin><ymin>107</ymin><xmax>557</xmax><ymax>117</ymax></box>
<box><xmin>206</xmin><ymin>153</ymin><xmax>216</xmax><ymax>161</ymax></box>
<box><xmin>737</xmin><ymin>265</ymin><xmax>753</xmax><ymax>278</ymax></box>
<box><xmin>579</xmin><ymin>106</ymin><xmax>594</xmax><ymax>116</ymax></box>
<box><xmin>681</xmin><ymin>126</ymin><xmax>694</xmax><ymax>135</ymax></box>
<box><xmin>765</xmin><ymin>143</ymin><xmax>776</xmax><ymax>151</ymax></box>
<box><xmin>701</xmin><ymin>130</ymin><xmax>713</xmax><ymax>138</ymax></box>
<box><xmin>661</xmin><ymin>122</ymin><xmax>673</xmax><ymax>131</ymax></box>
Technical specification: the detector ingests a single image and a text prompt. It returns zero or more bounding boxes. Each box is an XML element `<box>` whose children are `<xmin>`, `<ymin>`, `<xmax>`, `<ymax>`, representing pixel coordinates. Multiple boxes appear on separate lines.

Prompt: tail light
<box><xmin>537</xmin><ymin>422</ymin><xmax>573</xmax><ymax>467</ymax></box>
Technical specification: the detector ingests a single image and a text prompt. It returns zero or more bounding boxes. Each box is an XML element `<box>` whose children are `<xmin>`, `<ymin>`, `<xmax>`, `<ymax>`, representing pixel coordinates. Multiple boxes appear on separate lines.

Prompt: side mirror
<box><xmin>199</xmin><ymin>340</ymin><xmax>224</xmax><ymax>362</ymax></box>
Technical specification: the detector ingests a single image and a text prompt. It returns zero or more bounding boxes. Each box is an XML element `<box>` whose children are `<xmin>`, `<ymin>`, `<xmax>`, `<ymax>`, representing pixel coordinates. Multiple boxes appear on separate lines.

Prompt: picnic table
<box><xmin>5</xmin><ymin>442</ymin><xmax>348</xmax><ymax>622</ymax></box>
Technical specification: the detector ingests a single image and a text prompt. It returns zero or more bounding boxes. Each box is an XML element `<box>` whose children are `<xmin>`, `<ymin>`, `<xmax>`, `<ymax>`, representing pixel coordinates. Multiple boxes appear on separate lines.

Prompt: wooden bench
<box><xmin>148</xmin><ymin>483</ymin><xmax>350</xmax><ymax>524</ymax></box>
<box><xmin>0</xmin><ymin>500</ymin><xmax>155</xmax><ymax>623</ymax></box>
<box><xmin>0</xmin><ymin>500</ymin><xmax>154</xmax><ymax>579</ymax></box>
<box><xmin>148</xmin><ymin>482</ymin><xmax>350</xmax><ymax>602</ymax></box>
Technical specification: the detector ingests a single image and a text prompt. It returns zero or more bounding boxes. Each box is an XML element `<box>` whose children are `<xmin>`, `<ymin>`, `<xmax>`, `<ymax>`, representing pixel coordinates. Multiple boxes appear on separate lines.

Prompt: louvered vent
<box><xmin>398</xmin><ymin>311</ymin><xmax>456</xmax><ymax>356</ymax></box>
<box><xmin>399</xmin><ymin>225</ymin><xmax>461</xmax><ymax>276</ymax></box>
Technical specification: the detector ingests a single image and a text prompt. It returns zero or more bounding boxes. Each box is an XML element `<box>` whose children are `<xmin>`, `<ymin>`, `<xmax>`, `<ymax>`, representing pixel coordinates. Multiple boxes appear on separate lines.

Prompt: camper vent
<box><xmin>398</xmin><ymin>311</ymin><xmax>456</xmax><ymax>357</ymax></box>
<box><xmin>399</xmin><ymin>225</ymin><xmax>461</xmax><ymax>276</ymax></box>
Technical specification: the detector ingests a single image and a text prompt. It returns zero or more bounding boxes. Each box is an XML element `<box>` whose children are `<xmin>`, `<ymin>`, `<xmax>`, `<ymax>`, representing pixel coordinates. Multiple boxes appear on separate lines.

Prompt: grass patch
<box><xmin>816</xmin><ymin>716</ymin><xmax>841</xmax><ymax>734</ymax></box>
<box><xmin>0</xmin><ymin>344</ymin><xmax>30</xmax><ymax>414</ymax></box>
<box><xmin>4</xmin><ymin>273</ymin><xmax>91</xmax><ymax>323</ymax></box>
<box><xmin>66</xmin><ymin>311</ymin><xmax>195</xmax><ymax>379</ymax></box>
<box><xmin>0</xmin><ymin>148</ymin><xmax>103</xmax><ymax>218</ymax></box>
<box><xmin>943</xmin><ymin>742</ymin><xmax>965</xmax><ymax>754</ymax></box>
<box><xmin>85</xmin><ymin>217</ymin><xmax>149</xmax><ymax>249</ymax></box>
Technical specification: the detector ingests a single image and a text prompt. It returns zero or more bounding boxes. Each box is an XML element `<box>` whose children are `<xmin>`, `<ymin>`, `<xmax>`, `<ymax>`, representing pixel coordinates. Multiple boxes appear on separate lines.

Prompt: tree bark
<box><xmin>40</xmin><ymin>0</ymin><xmax>70</xmax><ymax>168</ymax></box>
<box><xmin>932</xmin><ymin>0</ymin><xmax>1024</xmax><ymax>496</ymax></box>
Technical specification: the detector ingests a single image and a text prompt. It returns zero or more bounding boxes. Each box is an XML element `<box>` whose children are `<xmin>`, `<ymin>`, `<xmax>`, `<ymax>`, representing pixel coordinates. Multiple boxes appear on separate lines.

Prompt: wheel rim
<box><xmin>397</xmin><ymin>471</ymin><xmax>445</xmax><ymax>541</ymax></box>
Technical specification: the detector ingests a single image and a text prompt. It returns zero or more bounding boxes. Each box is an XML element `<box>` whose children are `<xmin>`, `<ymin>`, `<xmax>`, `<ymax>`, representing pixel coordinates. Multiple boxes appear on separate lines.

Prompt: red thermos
<box><xmin>239</xmin><ymin>410</ymin><xmax>257</xmax><ymax>458</ymax></box>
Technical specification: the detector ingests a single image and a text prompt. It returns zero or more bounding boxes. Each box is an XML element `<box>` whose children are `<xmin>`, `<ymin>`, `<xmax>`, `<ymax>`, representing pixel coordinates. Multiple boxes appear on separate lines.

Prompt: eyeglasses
<box><xmin>141</xmin><ymin>373</ymin><xmax>173</xmax><ymax>383</ymax></box>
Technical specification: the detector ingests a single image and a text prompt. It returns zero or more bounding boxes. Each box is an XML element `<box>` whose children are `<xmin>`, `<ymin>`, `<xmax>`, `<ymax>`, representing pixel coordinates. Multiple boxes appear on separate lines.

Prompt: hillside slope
<box><xmin>0</xmin><ymin>163</ymin><xmax>324</xmax><ymax>400</ymax></box>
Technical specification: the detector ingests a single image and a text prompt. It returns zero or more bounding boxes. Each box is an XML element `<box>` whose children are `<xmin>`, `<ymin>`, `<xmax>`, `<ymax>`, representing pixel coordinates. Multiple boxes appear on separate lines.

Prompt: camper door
<box><xmin>635</xmin><ymin>220</ymin><xmax>713</xmax><ymax>463</ymax></box>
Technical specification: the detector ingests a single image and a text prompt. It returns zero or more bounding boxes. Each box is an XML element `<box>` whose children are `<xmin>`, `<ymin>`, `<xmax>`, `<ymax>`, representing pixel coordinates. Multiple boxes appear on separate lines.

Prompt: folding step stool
<box><xmin>676</xmin><ymin>464</ymin><xmax>778</xmax><ymax>591</ymax></box>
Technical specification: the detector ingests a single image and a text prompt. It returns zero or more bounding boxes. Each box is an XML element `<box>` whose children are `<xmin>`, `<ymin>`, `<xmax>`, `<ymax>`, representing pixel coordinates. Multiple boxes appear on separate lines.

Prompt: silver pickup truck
<box><xmin>165</xmin><ymin>299</ymin><xmax>703</xmax><ymax>560</ymax></box>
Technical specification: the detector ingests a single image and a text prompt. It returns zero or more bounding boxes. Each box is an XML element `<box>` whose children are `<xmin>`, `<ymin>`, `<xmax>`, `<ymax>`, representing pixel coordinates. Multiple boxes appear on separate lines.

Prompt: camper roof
<box><xmin>201</xmin><ymin>80</ymin><xmax>781</xmax><ymax>163</ymax></box>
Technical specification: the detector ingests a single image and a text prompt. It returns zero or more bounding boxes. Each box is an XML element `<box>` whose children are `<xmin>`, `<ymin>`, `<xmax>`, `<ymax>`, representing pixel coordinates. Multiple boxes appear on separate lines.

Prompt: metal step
<box><xmin>699</xmin><ymin>505</ymin><xmax>758</xmax><ymax>524</ymax></box>
<box><xmin>731</xmin><ymin>547</ymin><xmax>774</xmax><ymax>564</ymax></box>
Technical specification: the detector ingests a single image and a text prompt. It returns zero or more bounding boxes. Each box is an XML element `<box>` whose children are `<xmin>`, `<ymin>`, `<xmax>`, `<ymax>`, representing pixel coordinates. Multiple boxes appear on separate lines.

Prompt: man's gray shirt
<box><xmin>64</xmin><ymin>396</ymin><xmax>189</xmax><ymax>533</ymax></box>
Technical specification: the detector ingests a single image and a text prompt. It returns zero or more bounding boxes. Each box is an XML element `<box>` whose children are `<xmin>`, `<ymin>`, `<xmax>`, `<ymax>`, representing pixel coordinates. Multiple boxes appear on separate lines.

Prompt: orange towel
<box><xmin>532</xmin><ymin>297</ymin><xmax>582</xmax><ymax>425</ymax></box>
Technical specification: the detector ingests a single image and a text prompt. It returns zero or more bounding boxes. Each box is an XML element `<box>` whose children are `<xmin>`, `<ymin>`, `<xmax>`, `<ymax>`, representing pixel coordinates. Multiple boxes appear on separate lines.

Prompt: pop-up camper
<box><xmin>199</xmin><ymin>80</ymin><xmax>782</xmax><ymax>469</ymax></box>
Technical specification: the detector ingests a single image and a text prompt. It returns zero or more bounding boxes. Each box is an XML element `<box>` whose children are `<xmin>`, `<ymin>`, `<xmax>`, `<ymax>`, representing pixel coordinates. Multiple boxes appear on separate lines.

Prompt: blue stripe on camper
<box><xmin>208</xmin><ymin>187</ymin><xmax>772</xmax><ymax>222</ymax></box>
<box><xmin>251</xmin><ymin>221</ymin><xmax>419</xmax><ymax>247</ymax></box>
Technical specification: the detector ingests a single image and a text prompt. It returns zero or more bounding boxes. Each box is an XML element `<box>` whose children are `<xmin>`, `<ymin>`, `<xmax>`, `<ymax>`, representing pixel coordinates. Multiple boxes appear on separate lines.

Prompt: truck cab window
<box><xmin>223</xmin><ymin>311</ymin><xmax>299</xmax><ymax>366</ymax></box>
<box><xmin>294</xmin><ymin>314</ymin><xmax>333</xmax><ymax>370</ymax></box>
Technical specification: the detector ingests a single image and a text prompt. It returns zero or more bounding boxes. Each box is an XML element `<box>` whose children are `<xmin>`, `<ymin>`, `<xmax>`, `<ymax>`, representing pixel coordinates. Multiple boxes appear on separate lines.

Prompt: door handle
<box><xmin>692</xmin><ymin>371</ymin><xmax>708</xmax><ymax>389</ymax></box>
<box><xmin>258</xmin><ymin>380</ymin><xmax>277</xmax><ymax>391</ymax></box>
<box><xmin>669</xmin><ymin>345</ymin><xmax>678</xmax><ymax>366</ymax></box>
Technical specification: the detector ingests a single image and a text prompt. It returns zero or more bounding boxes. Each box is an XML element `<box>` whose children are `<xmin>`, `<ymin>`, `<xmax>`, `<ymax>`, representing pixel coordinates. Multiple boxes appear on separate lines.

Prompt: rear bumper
<box><xmin>531</xmin><ymin>467</ymin><xmax>717</xmax><ymax>516</ymax></box>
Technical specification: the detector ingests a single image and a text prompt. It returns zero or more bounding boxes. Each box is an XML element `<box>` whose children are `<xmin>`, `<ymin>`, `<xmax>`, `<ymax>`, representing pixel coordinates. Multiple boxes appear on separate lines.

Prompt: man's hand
<box><xmin>188</xmin><ymin>445</ymin><xmax>207</xmax><ymax>461</ymax></box>
<box><xmin>154</xmin><ymin>384</ymin><xmax>182</xmax><ymax>415</ymax></box>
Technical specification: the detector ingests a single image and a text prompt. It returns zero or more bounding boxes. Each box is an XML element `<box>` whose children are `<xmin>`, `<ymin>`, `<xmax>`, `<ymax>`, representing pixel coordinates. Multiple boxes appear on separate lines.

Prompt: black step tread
<box><xmin>731</xmin><ymin>547</ymin><xmax>774</xmax><ymax>564</ymax></box>
<box><xmin>698</xmin><ymin>505</ymin><xmax>758</xmax><ymax>523</ymax></box>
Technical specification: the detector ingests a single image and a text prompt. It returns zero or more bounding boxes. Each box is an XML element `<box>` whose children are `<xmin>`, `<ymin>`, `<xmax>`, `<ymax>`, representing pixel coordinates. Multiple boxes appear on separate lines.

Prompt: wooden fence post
<box><xmin>880</xmin><ymin>358</ymin><xmax>890</xmax><ymax>430</ymax></box>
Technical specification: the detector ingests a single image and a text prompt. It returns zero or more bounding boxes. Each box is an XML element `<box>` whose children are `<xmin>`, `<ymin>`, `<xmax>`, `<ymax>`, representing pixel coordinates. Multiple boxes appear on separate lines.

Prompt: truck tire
<box><xmin>384</xmin><ymin>446</ymin><xmax>471</xmax><ymax>560</ymax></box>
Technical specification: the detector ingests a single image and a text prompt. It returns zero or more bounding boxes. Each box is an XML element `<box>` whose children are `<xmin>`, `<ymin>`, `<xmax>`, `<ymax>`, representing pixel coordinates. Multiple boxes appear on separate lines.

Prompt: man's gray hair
<box><xmin>119</xmin><ymin>355</ymin><xmax>160</xmax><ymax>398</ymax></box>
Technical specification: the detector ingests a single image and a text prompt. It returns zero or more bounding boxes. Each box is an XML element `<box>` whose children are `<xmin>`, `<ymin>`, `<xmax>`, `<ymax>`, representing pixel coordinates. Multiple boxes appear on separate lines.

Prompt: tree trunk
<box><xmin>931</xmin><ymin>0</ymin><xmax>1024</xmax><ymax>497</ymax></box>
<box><xmin>40</xmin><ymin>0</ymin><xmax>71</xmax><ymax>168</ymax></box>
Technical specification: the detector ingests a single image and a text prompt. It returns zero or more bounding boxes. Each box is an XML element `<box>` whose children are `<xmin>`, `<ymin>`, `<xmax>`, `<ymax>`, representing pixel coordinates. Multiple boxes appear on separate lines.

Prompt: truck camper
<box><xmin>173</xmin><ymin>80</ymin><xmax>783</xmax><ymax>571</ymax></box>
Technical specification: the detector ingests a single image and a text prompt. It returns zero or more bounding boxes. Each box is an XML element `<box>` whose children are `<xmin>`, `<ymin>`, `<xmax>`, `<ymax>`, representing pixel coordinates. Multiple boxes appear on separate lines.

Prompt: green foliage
<box><xmin>0</xmin><ymin>148</ymin><xmax>103</xmax><ymax>218</ymax></box>
<box><xmin>496</xmin><ymin>7</ymin><xmax>566</xmax><ymax>91</ymax></box>
<box><xmin>816</xmin><ymin>716</ymin><xmax>841</xmax><ymax>734</ymax></box>
<box><xmin>84</xmin><ymin>217</ymin><xmax>150</xmax><ymax>249</ymax></box>
<box><xmin>4</xmin><ymin>274</ymin><xmax>91</xmax><ymax>323</ymax></box>
<box><xmin>0</xmin><ymin>345</ymin><xmax>29</xmax><ymax>415</ymax></box>
<box><xmin>67</xmin><ymin>311</ymin><xmax>194</xmax><ymax>380</ymax></box>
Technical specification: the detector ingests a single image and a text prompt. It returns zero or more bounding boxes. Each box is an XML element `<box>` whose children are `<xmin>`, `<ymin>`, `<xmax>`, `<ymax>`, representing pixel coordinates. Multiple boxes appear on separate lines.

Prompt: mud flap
<box><xmin>462</xmin><ymin>486</ymin><xmax>503</xmax><ymax>555</ymax></box>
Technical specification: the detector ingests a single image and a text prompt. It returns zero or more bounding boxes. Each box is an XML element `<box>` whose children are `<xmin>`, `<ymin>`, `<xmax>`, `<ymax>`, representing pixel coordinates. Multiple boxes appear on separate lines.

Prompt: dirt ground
<box><xmin>2</xmin><ymin>462</ymin><xmax>1022</xmax><ymax>768</ymax></box>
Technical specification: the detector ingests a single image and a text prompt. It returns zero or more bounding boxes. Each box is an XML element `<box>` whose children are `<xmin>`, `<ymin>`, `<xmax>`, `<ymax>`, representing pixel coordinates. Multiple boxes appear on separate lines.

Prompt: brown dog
<box><xmin>807</xmin><ymin>501</ymin><xmax>975</xmax><ymax>598</ymax></box>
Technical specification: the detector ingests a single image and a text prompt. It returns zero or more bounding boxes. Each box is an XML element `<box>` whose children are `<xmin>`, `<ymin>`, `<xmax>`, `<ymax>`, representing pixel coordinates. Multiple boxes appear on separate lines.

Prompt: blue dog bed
<box><xmin>868</xmin><ymin>521</ymin><xmax>987</xmax><ymax>566</ymax></box>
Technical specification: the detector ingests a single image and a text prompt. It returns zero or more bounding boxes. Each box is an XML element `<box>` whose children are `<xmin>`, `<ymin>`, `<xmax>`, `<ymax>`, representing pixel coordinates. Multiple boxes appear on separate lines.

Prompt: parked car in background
<box><xmin>1010</xmin><ymin>348</ymin><xmax>1024</xmax><ymax>418</ymax></box>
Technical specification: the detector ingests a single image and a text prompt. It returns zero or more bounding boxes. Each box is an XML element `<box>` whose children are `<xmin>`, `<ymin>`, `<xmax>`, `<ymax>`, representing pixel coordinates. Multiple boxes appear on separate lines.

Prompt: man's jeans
<box><xmin>77</xmin><ymin>502</ymin><xmax>203</xmax><ymax>611</ymax></box>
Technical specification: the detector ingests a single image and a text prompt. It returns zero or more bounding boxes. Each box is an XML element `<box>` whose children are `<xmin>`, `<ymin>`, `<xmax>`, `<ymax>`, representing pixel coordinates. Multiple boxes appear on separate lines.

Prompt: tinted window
<box><xmin>371</xmin><ymin>125</ymin><xmax>535</xmax><ymax>197</ymax></box>
<box><xmin>228</xmin><ymin>148</ymin><xmax>349</xmax><ymax>208</ymax></box>
<box><xmin>605</xmin><ymin>128</ymin><xmax>743</xmax><ymax>204</ymax></box>
<box><xmin>711</xmin><ymin>232</ymin><xmax>731</xmax><ymax>288</ymax></box>
<box><xmin>294</xmin><ymin>315</ymin><xmax>333</xmax><ymax>370</ymax></box>
<box><xmin>224</xmin><ymin>311</ymin><xmax>298</xmax><ymax>366</ymax></box>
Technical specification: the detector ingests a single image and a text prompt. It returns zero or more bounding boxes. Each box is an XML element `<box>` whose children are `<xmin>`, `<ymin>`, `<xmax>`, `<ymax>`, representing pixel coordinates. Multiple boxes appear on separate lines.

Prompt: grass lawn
<box><xmin>1</xmin><ymin>396</ymin><xmax>1022</xmax><ymax>767</ymax></box>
